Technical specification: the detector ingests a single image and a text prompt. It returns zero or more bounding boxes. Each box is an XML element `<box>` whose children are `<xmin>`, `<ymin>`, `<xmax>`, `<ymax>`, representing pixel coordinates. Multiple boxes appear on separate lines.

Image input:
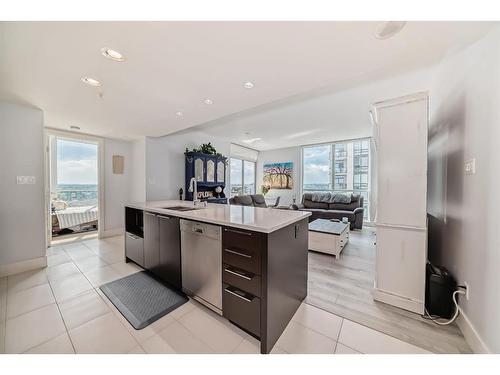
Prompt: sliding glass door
<box><xmin>48</xmin><ymin>134</ymin><xmax>100</xmax><ymax>239</ymax></box>
<box><xmin>230</xmin><ymin>158</ymin><xmax>256</xmax><ymax>197</ymax></box>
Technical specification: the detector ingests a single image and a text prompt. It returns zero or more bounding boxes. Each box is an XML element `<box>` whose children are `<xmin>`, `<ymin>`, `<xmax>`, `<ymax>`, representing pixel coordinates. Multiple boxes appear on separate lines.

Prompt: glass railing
<box><xmin>55</xmin><ymin>189</ymin><xmax>98</xmax><ymax>207</ymax></box>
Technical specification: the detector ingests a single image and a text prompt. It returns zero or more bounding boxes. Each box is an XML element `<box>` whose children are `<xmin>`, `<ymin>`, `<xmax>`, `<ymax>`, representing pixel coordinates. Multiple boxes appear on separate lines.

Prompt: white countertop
<box><xmin>126</xmin><ymin>200</ymin><xmax>311</xmax><ymax>234</ymax></box>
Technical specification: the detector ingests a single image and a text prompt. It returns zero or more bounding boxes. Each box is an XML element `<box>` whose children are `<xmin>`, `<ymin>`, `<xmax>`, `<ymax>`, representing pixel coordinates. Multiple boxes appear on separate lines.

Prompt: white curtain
<box><xmin>369</xmin><ymin>131</ymin><xmax>378</xmax><ymax>223</ymax></box>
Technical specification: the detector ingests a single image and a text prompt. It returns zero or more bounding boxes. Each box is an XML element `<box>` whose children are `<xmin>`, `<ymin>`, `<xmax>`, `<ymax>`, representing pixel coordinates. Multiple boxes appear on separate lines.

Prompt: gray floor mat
<box><xmin>100</xmin><ymin>271</ymin><xmax>188</xmax><ymax>329</ymax></box>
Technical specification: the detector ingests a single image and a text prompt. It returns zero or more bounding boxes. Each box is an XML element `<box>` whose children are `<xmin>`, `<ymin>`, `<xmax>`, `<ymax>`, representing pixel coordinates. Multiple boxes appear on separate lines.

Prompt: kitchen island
<box><xmin>124</xmin><ymin>200</ymin><xmax>310</xmax><ymax>354</ymax></box>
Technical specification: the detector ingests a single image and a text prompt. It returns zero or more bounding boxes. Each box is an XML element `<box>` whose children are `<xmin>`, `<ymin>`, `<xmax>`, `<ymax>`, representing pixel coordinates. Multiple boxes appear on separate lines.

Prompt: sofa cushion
<box><xmin>327</xmin><ymin>194</ymin><xmax>361</xmax><ymax>211</ymax></box>
<box><xmin>302</xmin><ymin>208</ymin><xmax>355</xmax><ymax>222</ymax></box>
<box><xmin>303</xmin><ymin>200</ymin><xmax>329</xmax><ymax>209</ymax></box>
<box><xmin>251</xmin><ymin>194</ymin><xmax>267</xmax><ymax>208</ymax></box>
<box><xmin>328</xmin><ymin>201</ymin><xmax>359</xmax><ymax>211</ymax></box>
<box><xmin>233</xmin><ymin>195</ymin><xmax>253</xmax><ymax>206</ymax></box>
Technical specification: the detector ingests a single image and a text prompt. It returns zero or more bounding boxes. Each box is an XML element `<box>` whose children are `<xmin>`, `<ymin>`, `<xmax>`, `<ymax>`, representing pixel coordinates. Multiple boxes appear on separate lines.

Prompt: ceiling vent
<box><xmin>375</xmin><ymin>21</ymin><xmax>407</xmax><ymax>39</ymax></box>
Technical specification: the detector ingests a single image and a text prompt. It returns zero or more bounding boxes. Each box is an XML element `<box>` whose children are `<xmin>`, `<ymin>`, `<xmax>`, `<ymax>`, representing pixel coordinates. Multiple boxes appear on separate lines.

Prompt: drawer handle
<box><xmin>225</xmin><ymin>288</ymin><xmax>253</xmax><ymax>303</ymax></box>
<box><xmin>224</xmin><ymin>248</ymin><xmax>252</xmax><ymax>259</ymax></box>
<box><xmin>224</xmin><ymin>268</ymin><xmax>252</xmax><ymax>280</ymax></box>
<box><xmin>224</xmin><ymin>228</ymin><xmax>252</xmax><ymax>236</ymax></box>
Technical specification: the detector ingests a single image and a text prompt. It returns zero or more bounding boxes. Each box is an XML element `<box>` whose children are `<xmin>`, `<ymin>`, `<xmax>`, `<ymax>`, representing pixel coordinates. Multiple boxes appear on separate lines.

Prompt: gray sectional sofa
<box><xmin>292</xmin><ymin>192</ymin><xmax>364</xmax><ymax>229</ymax></box>
<box><xmin>229</xmin><ymin>194</ymin><xmax>280</xmax><ymax>208</ymax></box>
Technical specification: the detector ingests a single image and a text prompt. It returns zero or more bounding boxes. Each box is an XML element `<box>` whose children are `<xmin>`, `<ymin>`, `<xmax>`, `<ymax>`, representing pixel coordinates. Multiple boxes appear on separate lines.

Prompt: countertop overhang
<box><xmin>125</xmin><ymin>200</ymin><xmax>311</xmax><ymax>234</ymax></box>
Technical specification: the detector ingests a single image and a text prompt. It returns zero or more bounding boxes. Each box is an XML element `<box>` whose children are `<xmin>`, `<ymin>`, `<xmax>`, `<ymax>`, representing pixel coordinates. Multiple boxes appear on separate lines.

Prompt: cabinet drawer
<box><xmin>222</xmin><ymin>227</ymin><xmax>263</xmax><ymax>274</ymax></box>
<box><xmin>223</xmin><ymin>227</ymin><xmax>264</xmax><ymax>250</ymax></box>
<box><xmin>223</xmin><ymin>264</ymin><xmax>261</xmax><ymax>297</ymax></box>
<box><xmin>223</xmin><ymin>247</ymin><xmax>261</xmax><ymax>275</ymax></box>
<box><xmin>125</xmin><ymin>232</ymin><xmax>144</xmax><ymax>267</ymax></box>
<box><xmin>222</xmin><ymin>283</ymin><xmax>260</xmax><ymax>337</ymax></box>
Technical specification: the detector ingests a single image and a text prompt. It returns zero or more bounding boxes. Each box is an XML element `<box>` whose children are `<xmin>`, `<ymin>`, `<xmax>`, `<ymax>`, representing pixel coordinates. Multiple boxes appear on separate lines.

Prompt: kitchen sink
<box><xmin>161</xmin><ymin>205</ymin><xmax>200</xmax><ymax>211</ymax></box>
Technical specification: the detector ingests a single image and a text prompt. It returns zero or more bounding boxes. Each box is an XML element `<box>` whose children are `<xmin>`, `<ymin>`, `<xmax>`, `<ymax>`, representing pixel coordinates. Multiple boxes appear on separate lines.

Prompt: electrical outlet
<box><xmin>16</xmin><ymin>176</ymin><xmax>36</xmax><ymax>184</ymax></box>
<box><xmin>463</xmin><ymin>282</ymin><xmax>470</xmax><ymax>300</ymax></box>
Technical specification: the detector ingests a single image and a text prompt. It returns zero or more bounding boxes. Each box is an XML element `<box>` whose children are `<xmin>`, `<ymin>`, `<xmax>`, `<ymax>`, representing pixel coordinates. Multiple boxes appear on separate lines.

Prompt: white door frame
<box><xmin>44</xmin><ymin>128</ymin><xmax>105</xmax><ymax>246</ymax></box>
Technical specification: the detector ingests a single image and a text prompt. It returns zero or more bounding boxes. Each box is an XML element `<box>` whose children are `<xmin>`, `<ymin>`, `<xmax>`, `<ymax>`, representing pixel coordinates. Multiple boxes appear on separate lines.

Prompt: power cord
<box><xmin>423</xmin><ymin>286</ymin><xmax>467</xmax><ymax>326</ymax></box>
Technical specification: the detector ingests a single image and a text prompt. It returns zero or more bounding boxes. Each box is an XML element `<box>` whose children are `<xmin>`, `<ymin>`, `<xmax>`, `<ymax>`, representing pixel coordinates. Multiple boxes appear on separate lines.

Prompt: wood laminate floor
<box><xmin>305</xmin><ymin>227</ymin><xmax>472</xmax><ymax>353</ymax></box>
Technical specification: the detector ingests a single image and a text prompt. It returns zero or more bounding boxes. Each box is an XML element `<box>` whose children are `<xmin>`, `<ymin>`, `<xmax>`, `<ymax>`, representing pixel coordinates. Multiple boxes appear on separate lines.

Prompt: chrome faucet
<box><xmin>188</xmin><ymin>177</ymin><xmax>206</xmax><ymax>207</ymax></box>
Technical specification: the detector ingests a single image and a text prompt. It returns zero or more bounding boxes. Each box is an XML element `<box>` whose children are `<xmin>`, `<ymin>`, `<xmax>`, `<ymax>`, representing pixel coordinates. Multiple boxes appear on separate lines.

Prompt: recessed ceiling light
<box><xmin>203</xmin><ymin>99</ymin><xmax>213</xmax><ymax>105</ymax></box>
<box><xmin>70</xmin><ymin>125</ymin><xmax>80</xmax><ymax>130</ymax></box>
<box><xmin>243</xmin><ymin>82</ymin><xmax>255</xmax><ymax>89</ymax></box>
<box><xmin>101</xmin><ymin>48</ymin><xmax>125</xmax><ymax>62</ymax></box>
<box><xmin>242</xmin><ymin>137</ymin><xmax>262</xmax><ymax>144</ymax></box>
<box><xmin>176</xmin><ymin>111</ymin><xmax>183</xmax><ymax>117</ymax></box>
<box><xmin>375</xmin><ymin>21</ymin><xmax>407</xmax><ymax>40</ymax></box>
<box><xmin>81</xmin><ymin>76</ymin><xmax>102</xmax><ymax>87</ymax></box>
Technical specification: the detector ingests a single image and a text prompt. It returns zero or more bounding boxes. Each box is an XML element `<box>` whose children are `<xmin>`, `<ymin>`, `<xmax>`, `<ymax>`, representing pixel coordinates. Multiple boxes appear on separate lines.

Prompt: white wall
<box><xmin>249</xmin><ymin>68</ymin><xmax>435</xmax><ymax>212</ymax></box>
<box><xmin>103</xmin><ymin>138</ymin><xmax>132</xmax><ymax>233</ymax></box>
<box><xmin>0</xmin><ymin>102</ymin><xmax>46</xmax><ymax>271</ymax></box>
<box><xmin>198</xmin><ymin>67</ymin><xmax>434</xmax><ymax>151</ymax></box>
<box><xmin>130</xmin><ymin>138</ymin><xmax>146</xmax><ymax>202</ymax></box>
<box><xmin>256</xmin><ymin>146</ymin><xmax>301</xmax><ymax>206</ymax></box>
<box><xmin>145</xmin><ymin>131</ymin><xmax>232</xmax><ymax>201</ymax></box>
<box><xmin>427</xmin><ymin>26</ymin><xmax>500</xmax><ymax>353</ymax></box>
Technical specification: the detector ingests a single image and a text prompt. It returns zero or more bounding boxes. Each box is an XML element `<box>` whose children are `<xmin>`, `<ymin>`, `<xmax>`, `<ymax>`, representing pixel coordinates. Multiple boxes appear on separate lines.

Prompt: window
<box><xmin>302</xmin><ymin>145</ymin><xmax>331</xmax><ymax>192</ymax></box>
<box><xmin>334</xmin><ymin>175</ymin><xmax>347</xmax><ymax>190</ymax></box>
<box><xmin>230</xmin><ymin>158</ymin><xmax>256</xmax><ymax>197</ymax></box>
<box><xmin>302</xmin><ymin>138</ymin><xmax>371</xmax><ymax>219</ymax></box>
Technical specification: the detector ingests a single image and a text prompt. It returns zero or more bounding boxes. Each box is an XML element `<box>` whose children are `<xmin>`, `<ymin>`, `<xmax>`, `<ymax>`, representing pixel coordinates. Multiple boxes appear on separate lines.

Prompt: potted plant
<box><xmin>185</xmin><ymin>143</ymin><xmax>225</xmax><ymax>158</ymax></box>
<box><xmin>261</xmin><ymin>184</ymin><xmax>271</xmax><ymax>196</ymax></box>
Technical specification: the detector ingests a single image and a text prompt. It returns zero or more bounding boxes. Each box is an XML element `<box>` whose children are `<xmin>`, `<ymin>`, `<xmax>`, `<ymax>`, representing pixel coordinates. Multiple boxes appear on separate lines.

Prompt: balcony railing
<box><xmin>55</xmin><ymin>189</ymin><xmax>98</xmax><ymax>207</ymax></box>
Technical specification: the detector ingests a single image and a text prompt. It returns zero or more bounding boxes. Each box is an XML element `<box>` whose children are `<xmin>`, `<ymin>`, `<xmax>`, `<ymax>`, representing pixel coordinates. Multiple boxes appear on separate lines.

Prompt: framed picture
<box><xmin>263</xmin><ymin>162</ymin><xmax>293</xmax><ymax>190</ymax></box>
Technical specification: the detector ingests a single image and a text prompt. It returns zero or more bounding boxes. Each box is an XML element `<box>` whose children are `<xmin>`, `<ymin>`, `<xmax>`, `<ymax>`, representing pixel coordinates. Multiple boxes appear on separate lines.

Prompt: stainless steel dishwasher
<box><xmin>180</xmin><ymin>219</ymin><xmax>222</xmax><ymax>314</ymax></box>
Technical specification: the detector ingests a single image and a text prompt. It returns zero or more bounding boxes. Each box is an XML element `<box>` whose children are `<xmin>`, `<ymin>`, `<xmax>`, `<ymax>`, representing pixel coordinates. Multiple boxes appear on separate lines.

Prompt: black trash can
<box><xmin>425</xmin><ymin>263</ymin><xmax>457</xmax><ymax>319</ymax></box>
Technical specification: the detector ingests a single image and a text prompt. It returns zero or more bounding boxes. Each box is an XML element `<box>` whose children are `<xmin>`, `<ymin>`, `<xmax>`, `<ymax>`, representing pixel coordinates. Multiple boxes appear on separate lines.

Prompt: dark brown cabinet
<box><xmin>222</xmin><ymin>283</ymin><xmax>261</xmax><ymax>337</ymax></box>
<box><xmin>144</xmin><ymin>212</ymin><xmax>160</xmax><ymax>274</ymax></box>
<box><xmin>223</xmin><ymin>265</ymin><xmax>261</xmax><ymax>297</ymax></box>
<box><xmin>221</xmin><ymin>219</ymin><xmax>309</xmax><ymax>353</ymax></box>
<box><xmin>139</xmin><ymin>211</ymin><xmax>182</xmax><ymax>289</ymax></box>
<box><xmin>159</xmin><ymin>215</ymin><xmax>182</xmax><ymax>289</ymax></box>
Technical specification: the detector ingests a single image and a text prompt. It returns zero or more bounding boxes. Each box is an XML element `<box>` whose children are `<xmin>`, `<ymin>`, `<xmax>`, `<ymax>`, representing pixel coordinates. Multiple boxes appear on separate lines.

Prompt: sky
<box><xmin>57</xmin><ymin>139</ymin><xmax>98</xmax><ymax>185</ymax></box>
<box><xmin>303</xmin><ymin>145</ymin><xmax>331</xmax><ymax>185</ymax></box>
<box><xmin>230</xmin><ymin>159</ymin><xmax>255</xmax><ymax>185</ymax></box>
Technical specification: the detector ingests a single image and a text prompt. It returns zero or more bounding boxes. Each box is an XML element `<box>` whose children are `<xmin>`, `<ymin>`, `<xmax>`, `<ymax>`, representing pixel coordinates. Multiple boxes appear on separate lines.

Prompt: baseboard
<box><xmin>100</xmin><ymin>227</ymin><xmax>124</xmax><ymax>238</ymax></box>
<box><xmin>0</xmin><ymin>256</ymin><xmax>47</xmax><ymax>278</ymax></box>
<box><xmin>372</xmin><ymin>287</ymin><xmax>424</xmax><ymax>314</ymax></box>
<box><xmin>456</xmin><ymin>308</ymin><xmax>491</xmax><ymax>353</ymax></box>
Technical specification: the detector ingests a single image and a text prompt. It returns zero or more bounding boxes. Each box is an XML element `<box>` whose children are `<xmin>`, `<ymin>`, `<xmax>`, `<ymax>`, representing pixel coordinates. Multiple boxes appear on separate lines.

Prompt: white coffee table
<box><xmin>308</xmin><ymin>219</ymin><xmax>350</xmax><ymax>257</ymax></box>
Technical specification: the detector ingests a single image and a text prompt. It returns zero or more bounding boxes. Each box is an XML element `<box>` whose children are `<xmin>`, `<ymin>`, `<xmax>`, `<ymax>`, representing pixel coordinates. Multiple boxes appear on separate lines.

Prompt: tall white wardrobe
<box><xmin>370</xmin><ymin>92</ymin><xmax>428</xmax><ymax>314</ymax></box>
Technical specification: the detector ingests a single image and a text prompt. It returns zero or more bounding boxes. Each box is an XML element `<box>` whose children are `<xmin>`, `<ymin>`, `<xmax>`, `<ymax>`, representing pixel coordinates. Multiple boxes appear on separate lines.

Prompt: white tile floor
<box><xmin>0</xmin><ymin>235</ymin><xmax>432</xmax><ymax>354</ymax></box>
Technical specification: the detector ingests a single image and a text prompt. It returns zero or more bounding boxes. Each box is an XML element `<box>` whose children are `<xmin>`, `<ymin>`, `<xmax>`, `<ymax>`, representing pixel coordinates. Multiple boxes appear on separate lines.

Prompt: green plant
<box><xmin>185</xmin><ymin>142</ymin><xmax>220</xmax><ymax>156</ymax></box>
<box><xmin>261</xmin><ymin>184</ymin><xmax>271</xmax><ymax>196</ymax></box>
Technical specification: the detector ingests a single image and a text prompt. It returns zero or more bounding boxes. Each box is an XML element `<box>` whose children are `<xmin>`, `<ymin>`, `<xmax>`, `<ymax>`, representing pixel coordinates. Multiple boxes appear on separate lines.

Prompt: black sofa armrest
<box><xmin>353</xmin><ymin>207</ymin><xmax>364</xmax><ymax>229</ymax></box>
<box><xmin>291</xmin><ymin>203</ymin><xmax>304</xmax><ymax>210</ymax></box>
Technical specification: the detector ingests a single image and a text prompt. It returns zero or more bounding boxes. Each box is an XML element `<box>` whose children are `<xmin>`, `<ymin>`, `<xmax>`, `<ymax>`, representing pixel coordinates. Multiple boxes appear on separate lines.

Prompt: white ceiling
<box><xmin>0</xmin><ymin>21</ymin><xmax>494</xmax><ymax>141</ymax></box>
<box><xmin>192</xmin><ymin>66</ymin><xmax>434</xmax><ymax>150</ymax></box>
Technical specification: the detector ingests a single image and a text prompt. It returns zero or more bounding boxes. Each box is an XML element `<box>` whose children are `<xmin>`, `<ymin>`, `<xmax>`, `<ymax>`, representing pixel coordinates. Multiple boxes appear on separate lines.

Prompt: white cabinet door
<box><xmin>375</xmin><ymin>226</ymin><xmax>427</xmax><ymax>303</ymax></box>
<box><xmin>376</xmin><ymin>98</ymin><xmax>428</xmax><ymax>228</ymax></box>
